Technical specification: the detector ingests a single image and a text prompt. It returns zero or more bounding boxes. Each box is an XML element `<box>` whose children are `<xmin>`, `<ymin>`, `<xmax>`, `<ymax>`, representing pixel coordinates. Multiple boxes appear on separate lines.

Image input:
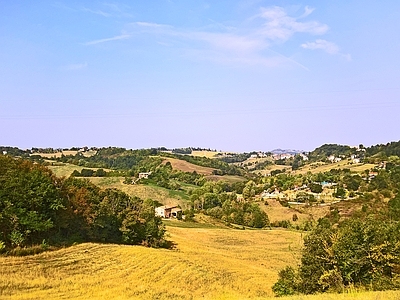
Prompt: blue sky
<box><xmin>1</xmin><ymin>1</ymin><xmax>399</xmax><ymax>152</ymax></box>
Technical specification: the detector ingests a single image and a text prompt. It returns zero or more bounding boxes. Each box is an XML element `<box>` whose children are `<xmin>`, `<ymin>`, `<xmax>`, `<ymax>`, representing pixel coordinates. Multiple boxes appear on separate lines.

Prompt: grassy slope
<box><xmin>259</xmin><ymin>198</ymin><xmax>331</xmax><ymax>225</ymax></box>
<box><xmin>0</xmin><ymin>226</ymin><xmax>302</xmax><ymax>299</ymax></box>
<box><xmin>48</xmin><ymin>163</ymin><xmax>110</xmax><ymax>178</ymax></box>
<box><xmin>161</xmin><ymin>157</ymin><xmax>216</xmax><ymax>175</ymax></box>
<box><xmin>89</xmin><ymin>177</ymin><xmax>191</xmax><ymax>208</ymax></box>
<box><xmin>293</xmin><ymin>161</ymin><xmax>377</xmax><ymax>175</ymax></box>
<box><xmin>1</xmin><ymin>225</ymin><xmax>399</xmax><ymax>300</ymax></box>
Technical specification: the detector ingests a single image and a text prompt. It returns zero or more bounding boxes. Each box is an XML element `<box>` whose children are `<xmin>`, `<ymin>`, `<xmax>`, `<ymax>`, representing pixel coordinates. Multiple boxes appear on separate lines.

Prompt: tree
<box><xmin>309</xmin><ymin>183</ymin><xmax>323</xmax><ymax>193</ymax></box>
<box><xmin>343</xmin><ymin>174</ymin><xmax>362</xmax><ymax>191</ymax></box>
<box><xmin>333</xmin><ymin>186</ymin><xmax>346</xmax><ymax>199</ymax></box>
<box><xmin>242</xmin><ymin>180</ymin><xmax>256</xmax><ymax>200</ymax></box>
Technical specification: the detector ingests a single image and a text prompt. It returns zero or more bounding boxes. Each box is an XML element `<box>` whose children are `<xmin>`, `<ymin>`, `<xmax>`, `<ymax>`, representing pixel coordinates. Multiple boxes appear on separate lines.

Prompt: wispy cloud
<box><xmin>135</xmin><ymin>22</ymin><xmax>171</xmax><ymax>29</ymax></box>
<box><xmin>301</xmin><ymin>39</ymin><xmax>339</xmax><ymax>54</ymax></box>
<box><xmin>301</xmin><ymin>39</ymin><xmax>351</xmax><ymax>60</ymax></box>
<box><xmin>84</xmin><ymin>6</ymin><xmax>347</xmax><ymax>68</ymax></box>
<box><xmin>62</xmin><ymin>62</ymin><xmax>88</xmax><ymax>71</ymax></box>
<box><xmin>82</xmin><ymin>7</ymin><xmax>111</xmax><ymax>17</ymax></box>
<box><xmin>256</xmin><ymin>6</ymin><xmax>328</xmax><ymax>41</ymax></box>
<box><xmin>129</xmin><ymin>6</ymin><xmax>330</xmax><ymax>68</ymax></box>
<box><xmin>299</xmin><ymin>6</ymin><xmax>315</xmax><ymax>18</ymax></box>
<box><xmin>85</xmin><ymin>34</ymin><xmax>131</xmax><ymax>45</ymax></box>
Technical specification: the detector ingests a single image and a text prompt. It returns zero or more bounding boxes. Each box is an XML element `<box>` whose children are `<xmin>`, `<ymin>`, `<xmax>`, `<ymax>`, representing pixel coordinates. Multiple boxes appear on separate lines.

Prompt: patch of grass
<box><xmin>87</xmin><ymin>178</ymin><xmax>190</xmax><ymax>208</ymax></box>
<box><xmin>190</xmin><ymin>150</ymin><xmax>221</xmax><ymax>158</ymax></box>
<box><xmin>293</xmin><ymin>161</ymin><xmax>377</xmax><ymax>175</ymax></box>
<box><xmin>206</xmin><ymin>175</ymin><xmax>247</xmax><ymax>183</ymax></box>
<box><xmin>161</xmin><ymin>157</ymin><xmax>216</xmax><ymax>175</ymax></box>
<box><xmin>0</xmin><ymin>227</ymin><xmax>302</xmax><ymax>299</ymax></box>
<box><xmin>1</xmin><ymin>227</ymin><xmax>399</xmax><ymax>300</ymax></box>
<box><xmin>48</xmin><ymin>163</ymin><xmax>111</xmax><ymax>178</ymax></box>
<box><xmin>162</xmin><ymin>219</ymin><xmax>222</xmax><ymax>229</ymax></box>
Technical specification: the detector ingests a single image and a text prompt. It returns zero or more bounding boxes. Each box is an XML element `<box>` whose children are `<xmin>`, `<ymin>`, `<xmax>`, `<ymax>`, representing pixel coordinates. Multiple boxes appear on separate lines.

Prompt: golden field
<box><xmin>161</xmin><ymin>157</ymin><xmax>216</xmax><ymax>175</ymax></box>
<box><xmin>292</xmin><ymin>161</ymin><xmax>376</xmax><ymax>175</ymax></box>
<box><xmin>1</xmin><ymin>223</ymin><xmax>399</xmax><ymax>300</ymax></box>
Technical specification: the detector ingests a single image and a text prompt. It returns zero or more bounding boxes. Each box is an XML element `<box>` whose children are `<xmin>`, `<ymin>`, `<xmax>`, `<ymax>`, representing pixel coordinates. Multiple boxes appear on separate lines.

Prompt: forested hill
<box><xmin>307</xmin><ymin>141</ymin><xmax>400</xmax><ymax>161</ymax></box>
<box><xmin>307</xmin><ymin>144</ymin><xmax>355</xmax><ymax>161</ymax></box>
<box><xmin>366</xmin><ymin>140</ymin><xmax>400</xmax><ymax>157</ymax></box>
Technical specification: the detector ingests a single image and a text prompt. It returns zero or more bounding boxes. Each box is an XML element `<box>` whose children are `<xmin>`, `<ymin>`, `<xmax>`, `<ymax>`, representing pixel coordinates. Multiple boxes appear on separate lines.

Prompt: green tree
<box><xmin>309</xmin><ymin>183</ymin><xmax>323</xmax><ymax>193</ymax></box>
<box><xmin>242</xmin><ymin>180</ymin><xmax>256</xmax><ymax>200</ymax></box>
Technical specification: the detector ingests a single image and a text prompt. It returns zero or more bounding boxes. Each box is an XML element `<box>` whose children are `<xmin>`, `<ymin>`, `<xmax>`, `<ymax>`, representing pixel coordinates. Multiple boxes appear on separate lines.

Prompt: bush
<box><xmin>272</xmin><ymin>266</ymin><xmax>299</xmax><ymax>296</ymax></box>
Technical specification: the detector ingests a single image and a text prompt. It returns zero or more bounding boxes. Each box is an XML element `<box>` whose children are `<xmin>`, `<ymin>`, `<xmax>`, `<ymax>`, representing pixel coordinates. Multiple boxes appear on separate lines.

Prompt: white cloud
<box><xmin>135</xmin><ymin>22</ymin><xmax>171</xmax><ymax>29</ymax></box>
<box><xmin>301</xmin><ymin>39</ymin><xmax>351</xmax><ymax>60</ymax></box>
<box><xmin>300</xmin><ymin>6</ymin><xmax>315</xmax><ymax>18</ymax></box>
<box><xmin>85</xmin><ymin>34</ymin><xmax>131</xmax><ymax>45</ymax></box>
<box><xmin>301</xmin><ymin>39</ymin><xmax>339</xmax><ymax>54</ymax></box>
<box><xmin>85</xmin><ymin>5</ymin><xmax>346</xmax><ymax>67</ymax></box>
<box><xmin>257</xmin><ymin>6</ymin><xmax>329</xmax><ymax>41</ymax></box>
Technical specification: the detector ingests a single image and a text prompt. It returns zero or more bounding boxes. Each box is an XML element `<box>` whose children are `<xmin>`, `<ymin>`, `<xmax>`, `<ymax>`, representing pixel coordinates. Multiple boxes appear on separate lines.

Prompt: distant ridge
<box><xmin>270</xmin><ymin>149</ymin><xmax>305</xmax><ymax>155</ymax></box>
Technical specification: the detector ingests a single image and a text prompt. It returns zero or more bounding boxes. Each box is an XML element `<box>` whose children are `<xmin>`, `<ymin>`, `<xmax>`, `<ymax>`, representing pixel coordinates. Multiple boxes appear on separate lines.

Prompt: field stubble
<box><xmin>1</xmin><ymin>225</ymin><xmax>399</xmax><ymax>300</ymax></box>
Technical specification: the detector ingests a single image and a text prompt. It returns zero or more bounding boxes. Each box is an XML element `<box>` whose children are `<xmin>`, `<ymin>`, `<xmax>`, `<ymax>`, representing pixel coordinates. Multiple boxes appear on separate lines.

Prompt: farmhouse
<box><xmin>138</xmin><ymin>172</ymin><xmax>151</xmax><ymax>179</ymax></box>
<box><xmin>155</xmin><ymin>205</ymin><xmax>182</xmax><ymax>219</ymax></box>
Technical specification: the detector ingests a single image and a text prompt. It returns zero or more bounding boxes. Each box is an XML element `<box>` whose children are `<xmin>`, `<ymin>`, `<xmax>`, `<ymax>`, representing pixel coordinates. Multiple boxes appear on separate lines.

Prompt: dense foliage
<box><xmin>188</xmin><ymin>181</ymin><xmax>269</xmax><ymax>228</ymax></box>
<box><xmin>0</xmin><ymin>156</ymin><xmax>165</xmax><ymax>251</ymax></box>
<box><xmin>273</xmin><ymin>216</ymin><xmax>400</xmax><ymax>296</ymax></box>
<box><xmin>308</xmin><ymin>144</ymin><xmax>354</xmax><ymax>161</ymax></box>
<box><xmin>273</xmin><ymin>163</ymin><xmax>400</xmax><ymax>296</ymax></box>
<box><xmin>366</xmin><ymin>141</ymin><xmax>400</xmax><ymax>157</ymax></box>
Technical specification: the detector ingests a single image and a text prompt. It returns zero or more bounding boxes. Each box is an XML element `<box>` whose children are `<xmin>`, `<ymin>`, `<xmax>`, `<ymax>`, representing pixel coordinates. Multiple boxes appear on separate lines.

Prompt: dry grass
<box><xmin>89</xmin><ymin>177</ymin><xmax>189</xmax><ymax>207</ymax></box>
<box><xmin>47</xmin><ymin>164</ymin><xmax>84</xmax><ymax>178</ymax></box>
<box><xmin>0</xmin><ymin>226</ymin><xmax>303</xmax><ymax>300</ymax></box>
<box><xmin>162</xmin><ymin>157</ymin><xmax>216</xmax><ymax>175</ymax></box>
<box><xmin>205</xmin><ymin>175</ymin><xmax>247</xmax><ymax>183</ymax></box>
<box><xmin>293</xmin><ymin>161</ymin><xmax>377</xmax><ymax>175</ymax></box>
<box><xmin>32</xmin><ymin>152</ymin><xmax>64</xmax><ymax>158</ymax></box>
<box><xmin>48</xmin><ymin>163</ymin><xmax>110</xmax><ymax>178</ymax></box>
<box><xmin>1</xmin><ymin>225</ymin><xmax>398</xmax><ymax>300</ymax></box>
<box><xmin>190</xmin><ymin>150</ymin><xmax>221</xmax><ymax>158</ymax></box>
<box><xmin>262</xmin><ymin>199</ymin><xmax>311</xmax><ymax>223</ymax></box>
<box><xmin>253</xmin><ymin>164</ymin><xmax>291</xmax><ymax>176</ymax></box>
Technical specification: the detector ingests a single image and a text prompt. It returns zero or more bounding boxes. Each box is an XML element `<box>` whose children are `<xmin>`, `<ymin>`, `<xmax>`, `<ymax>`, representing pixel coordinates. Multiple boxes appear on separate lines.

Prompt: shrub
<box><xmin>272</xmin><ymin>266</ymin><xmax>299</xmax><ymax>296</ymax></box>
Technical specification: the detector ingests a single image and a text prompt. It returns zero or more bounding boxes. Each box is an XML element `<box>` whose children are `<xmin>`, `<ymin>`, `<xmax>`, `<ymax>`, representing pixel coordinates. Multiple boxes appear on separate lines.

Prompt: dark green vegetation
<box><xmin>0</xmin><ymin>155</ymin><xmax>165</xmax><ymax>253</ymax></box>
<box><xmin>273</xmin><ymin>164</ymin><xmax>400</xmax><ymax>296</ymax></box>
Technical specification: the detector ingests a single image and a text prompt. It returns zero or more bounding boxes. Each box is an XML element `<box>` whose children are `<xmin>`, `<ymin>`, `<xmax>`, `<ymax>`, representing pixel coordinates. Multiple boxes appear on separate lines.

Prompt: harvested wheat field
<box><xmin>162</xmin><ymin>157</ymin><xmax>216</xmax><ymax>175</ymax></box>
<box><xmin>1</xmin><ymin>225</ymin><xmax>399</xmax><ymax>300</ymax></box>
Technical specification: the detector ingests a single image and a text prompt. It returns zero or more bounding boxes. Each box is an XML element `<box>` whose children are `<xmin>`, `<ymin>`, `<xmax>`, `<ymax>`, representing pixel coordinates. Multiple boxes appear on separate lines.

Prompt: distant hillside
<box><xmin>270</xmin><ymin>149</ymin><xmax>305</xmax><ymax>155</ymax></box>
<box><xmin>308</xmin><ymin>144</ymin><xmax>355</xmax><ymax>161</ymax></box>
<box><xmin>366</xmin><ymin>140</ymin><xmax>400</xmax><ymax>157</ymax></box>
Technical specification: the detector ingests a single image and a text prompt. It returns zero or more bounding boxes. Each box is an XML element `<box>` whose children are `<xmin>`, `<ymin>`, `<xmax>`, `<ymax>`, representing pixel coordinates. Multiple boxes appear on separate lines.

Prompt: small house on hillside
<box><xmin>138</xmin><ymin>172</ymin><xmax>151</xmax><ymax>179</ymax></box>
<box><xmin>155</xmin><ymin>205</ymin><xmax>182</xmax><ymax>219</ymax></box>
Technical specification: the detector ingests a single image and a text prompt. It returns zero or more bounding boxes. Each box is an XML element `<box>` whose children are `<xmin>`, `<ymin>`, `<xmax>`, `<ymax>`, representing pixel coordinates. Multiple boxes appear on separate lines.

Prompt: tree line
<box><xmin>0</xmin><ymin>155</ymin><xmax>166</xmax><ymax>253</ymax></box>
